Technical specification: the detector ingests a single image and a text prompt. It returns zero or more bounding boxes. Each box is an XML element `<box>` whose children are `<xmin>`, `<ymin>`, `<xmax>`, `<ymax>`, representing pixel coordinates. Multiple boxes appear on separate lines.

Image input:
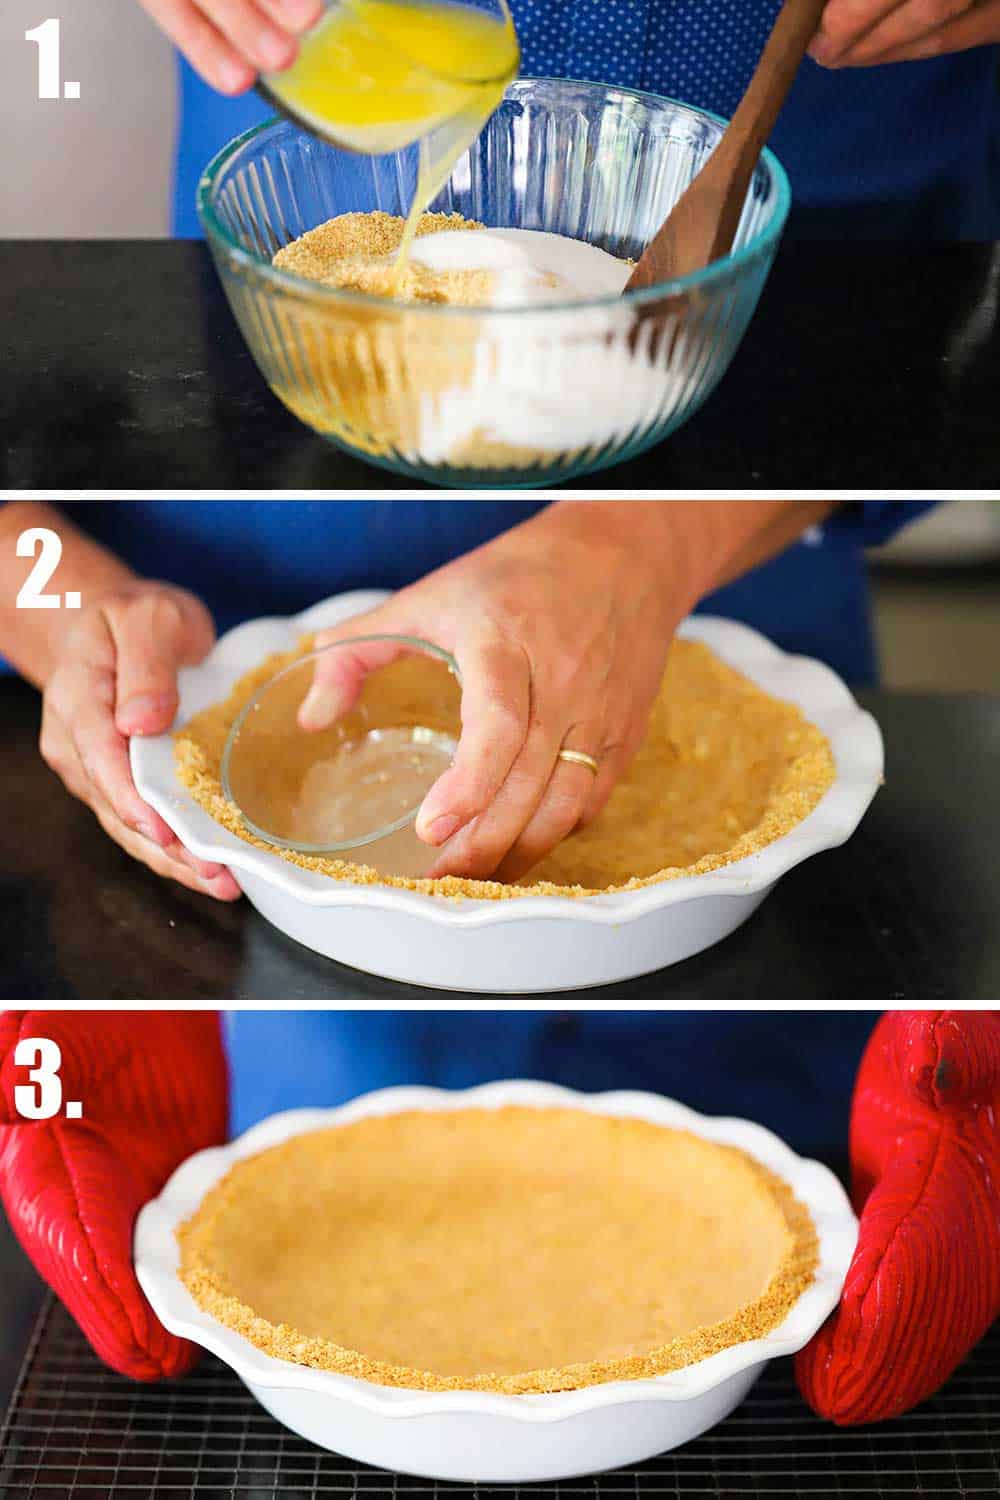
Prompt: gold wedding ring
<box><xmin>558</xmin><ymin>748</ymin><xmax>600</xmax><ymax>775</ymax></box>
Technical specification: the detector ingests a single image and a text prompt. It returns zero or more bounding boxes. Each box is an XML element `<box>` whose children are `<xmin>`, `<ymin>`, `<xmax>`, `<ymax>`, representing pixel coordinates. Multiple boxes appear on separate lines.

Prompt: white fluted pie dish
<box><xmin>135</xmin><ymin>1080</ymin><xmax>858</xmax><ymax>1483</ymax></box>
<box><xmin>131</xmin><ymin>591</ymin><xmax>883</xmax><ymax>992</ymax></box>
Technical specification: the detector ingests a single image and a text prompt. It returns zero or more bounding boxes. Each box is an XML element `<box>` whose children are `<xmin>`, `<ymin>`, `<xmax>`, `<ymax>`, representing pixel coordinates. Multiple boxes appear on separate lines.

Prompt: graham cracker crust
<box><xmin>177</xmin><ymin>1106</ymin><xmax>818</xmax><ymax>1395</ymax></box>
<box><xmin>173</xmin><ymin>635</ymin><xmax>837</xmax><ymax>899</ymax></box>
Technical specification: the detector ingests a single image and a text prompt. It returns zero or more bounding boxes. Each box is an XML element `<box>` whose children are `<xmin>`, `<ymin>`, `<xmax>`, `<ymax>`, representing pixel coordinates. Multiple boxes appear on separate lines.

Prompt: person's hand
<box><xmin>137</xmin><ymin>0</ymin><xmax>322</xmax><ymax>96</ymax></box>
<box><xmin>797</xmin><ymin>1010</ymin><xmax>1000</xmax><ymax>1423</ymax></box>
<box><xmin>40</xmin><ymin>583</ymin><xmax>240</xmax><ymax>901</ymax></box>
<box><xmin>0</xmin><ymin>1011</ymin><xmax>229</xmax><ymax>1379</ymax></box>
<box><xmin>303</xmin><ymin>505</ymin><xmax>692</xmax><ymax>884</ymax></box>
<box><xmin>811</xmin><ymin>0</ymin><xmax>1000</xmax><ymax>67</ymax></box>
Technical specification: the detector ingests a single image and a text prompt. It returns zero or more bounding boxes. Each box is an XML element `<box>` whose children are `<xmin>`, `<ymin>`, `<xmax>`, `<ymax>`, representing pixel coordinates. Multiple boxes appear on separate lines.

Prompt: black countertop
<box><xmin>3</xmin><ymin>679</ymin><xmax>998</xmax><ymax>1000</ymax></box>
<box><xmin>2</xmin><ymin>239</ymin><xmax>999</xmax><ymax>491</ymax></box>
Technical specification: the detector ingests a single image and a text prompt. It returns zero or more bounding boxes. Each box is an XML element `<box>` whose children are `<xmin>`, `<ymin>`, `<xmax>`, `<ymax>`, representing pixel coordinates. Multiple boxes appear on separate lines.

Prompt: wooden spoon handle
<box><xmin>625</xmin><ymin>0</ymin><xmax>828</xmax><ymax>291</ymax></box>
<box><xmin>723</xmin><ymin>0</ymin><xmax>829</xmax><ymax>170</ymax></box>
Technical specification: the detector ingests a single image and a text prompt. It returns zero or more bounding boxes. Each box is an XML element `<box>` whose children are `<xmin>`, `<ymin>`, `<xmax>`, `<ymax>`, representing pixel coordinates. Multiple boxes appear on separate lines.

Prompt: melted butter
<box><xmin>264</xmin><ymin>0</ymin><xmax>519</xmax><ymax>285</ymax></box>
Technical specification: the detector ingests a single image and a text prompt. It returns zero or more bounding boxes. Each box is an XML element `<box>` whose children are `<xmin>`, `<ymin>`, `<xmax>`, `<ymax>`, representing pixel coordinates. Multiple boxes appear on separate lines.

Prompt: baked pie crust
<box><xmin>174</xmin><ymin>636</ymin><xmax>836</xmax><ymax>898</ymax></box>
<box><xmin>178</xmin><ymin>1106</ymin><xmax>818</xmax><ymax>1394</ymax></box>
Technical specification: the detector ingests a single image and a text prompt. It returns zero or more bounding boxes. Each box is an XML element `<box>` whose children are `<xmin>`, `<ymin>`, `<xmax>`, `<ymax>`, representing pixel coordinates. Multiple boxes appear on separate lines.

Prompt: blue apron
<box><xmin>224</xmin><ymin>1010</ymin><xmax>876</xmax><ymax>1155</ymax></box>
<box><xmin>174</xmin><ymin>2</ymin><xmax>1000</xmax><ymax>238</ymax></box>
<box><xmin>57</xmin><ymin>498</ymin><xmax>932</xmax><ymax>686</ymax></box>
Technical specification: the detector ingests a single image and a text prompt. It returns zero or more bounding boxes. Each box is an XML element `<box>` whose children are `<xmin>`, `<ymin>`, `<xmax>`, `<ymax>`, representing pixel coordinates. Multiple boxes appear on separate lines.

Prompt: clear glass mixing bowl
<box><xmin>198</xmin><ymin>76</ymin><xmax>790</xmax><ymax>488</ymax></box>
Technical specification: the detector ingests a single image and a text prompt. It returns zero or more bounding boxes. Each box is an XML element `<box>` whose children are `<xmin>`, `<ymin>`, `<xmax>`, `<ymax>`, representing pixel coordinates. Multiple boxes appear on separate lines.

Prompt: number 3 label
<box><xmin>13</xmin><ymin>1038</ymin><xmax>83</xmax><ymax>1120</ymax></box>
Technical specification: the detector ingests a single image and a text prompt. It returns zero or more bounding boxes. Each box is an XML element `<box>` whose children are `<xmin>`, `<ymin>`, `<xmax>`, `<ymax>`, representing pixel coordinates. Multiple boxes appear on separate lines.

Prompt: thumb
<box><xmin>113</xmin><ymin>589</ymin><xmax>216</xmax><ymax>737</ymax></box>
<box><xmin>298</xmin><ymin>606</ymin><xmax>417</xmax><ymax>732</ymax></box>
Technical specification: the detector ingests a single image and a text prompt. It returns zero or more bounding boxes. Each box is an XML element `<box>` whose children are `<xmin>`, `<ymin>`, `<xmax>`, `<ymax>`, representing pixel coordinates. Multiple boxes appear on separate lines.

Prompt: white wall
<box><xmin>878</xmin><ymin>499</ymin><xmax>1000</xmax><ymax>565</ymax></box>
<box><xmin>2</xmin><ymin>0</ymin><xmax>176</xmax><ymax>236</ymax></box>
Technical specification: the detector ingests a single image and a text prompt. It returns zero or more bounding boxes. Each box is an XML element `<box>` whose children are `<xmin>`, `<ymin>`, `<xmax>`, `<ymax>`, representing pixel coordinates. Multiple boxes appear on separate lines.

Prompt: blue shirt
<box><xmin>56</xmin><ymin>499</ymin><xmax>931</xmax><ymax>685</ymax></box>
<box><xmin>174</xmin><ymin>3</ymin><xmax>1000</xmax><ymax>238</ymax></box>
<box><xmin>225</xmin><ymin>1009</ymin><xmax>877</xmax><ymax>1155</ymax></box>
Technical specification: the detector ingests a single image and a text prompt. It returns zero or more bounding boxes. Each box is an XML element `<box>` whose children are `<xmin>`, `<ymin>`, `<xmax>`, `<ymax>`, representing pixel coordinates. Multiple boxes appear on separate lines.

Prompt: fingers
<box><xmin>579</xmin><ymin>742</ymin><xmax>629</xmax><ymax>829</ymax></box>
<box><xmin>113</xmin><ymin>591</ymin><xmax>215</xmax><ymax>737</ymax></box>
<box><xmin>859</xmin><ymin>0</ymin><xmax>1000</xmax><ymax>61</ymax></box>
<box><xmin>42</xmin><ymin>596</ymin><xmax>238</xmax><ymax>898</ymax></box>
<box><xmin>51</xmin><ymin>599</ymin><xmax>182</xmax><ymax>843</ymax></box>
<box><xmin>577</xmin><ymin>696</ymin><xmax>651</xmax><ymax>829</ymax></box>
<box><xmin>139</xmin><ymin>0</ymin><xmax>255</xmax><ymax>92</ymax></box>
<box><xmin>44</xmin><ymin>656</ymin><xmax>175</xmax><ymax>850</ymax></box>
<box><xmin>811</xmin><ymin>0</ymin><xmax>909</xmax><ymax>64</ymax></box>
<box><xmin>852</xmin><ymin>0</ymin><xmax>970</xmax><ymax>61</ymax></box>
<box><xmin>192</xmin><ymin>0</ymin><xmax>297</xmax><ymax>72</ymax></box>
<box><xmin>810</xmin><ymin>0</ymin><xmax>981</xmax><ymax>65</ymax></box>
<box><xmin>416</xmin><ymin>633</ymin><xmax>531</xmax><ymax>848</ymax></box>
<box><xmin>256</xmin><ymin>0</ymin><xmax>324</xmax><ymax>36</ymax></box>
<box><xmin>494</xmin><ymin>725</ymin><xmax>606</xmax><ymax>884</ymax></box>
<box><xmin>138</xmin><ymin>0</ymin><xmax>321</xmax><ymax>94</ymax></box>
<box><xmin>43</xmin><ymin>700</ymin><xmax>238</xmax><ymax>894</ymax></box>
<box><xmin>414</xmin><ymin>632</ymin><xmax>652</xmax><ymax>880</ymax></box>
<box><xmin>297</xmin><ymin>589</ymin><xmax>659</xmax><ymax>883</ymax></box>
<box><xmin>425</xmin><ymin>719</ymin><xmax>563</xmax><ymax>880</ymax></box>
<box><xmin>493</xmin><ymin>690</ymin><xmax>654</xmax><ymax>884</ymax></box>
<box><xmin>75</xmin><ymin>691</ymin><xmax>179</xmax><ymax>847</ymax></box>
<box><xmin>92</xmin><ymin>800</ymin><xmax>243</xmax><ymax>901</ymax></box>
<box><xmin>299</xmin><ymin>632</ymin><xmax>414</xmax><ymax>731</ymax></box>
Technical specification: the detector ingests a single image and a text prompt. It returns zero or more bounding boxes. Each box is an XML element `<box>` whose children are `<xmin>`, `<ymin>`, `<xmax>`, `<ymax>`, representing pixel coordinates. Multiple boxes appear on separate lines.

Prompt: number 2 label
<box><xmin>15</xmin><ymin>528</ymin><xmax>80</xmax><ymax>609</ymax></box>
<box><xmin>16</xmin><ymin>527</ymin><xmax>63</xmax><ymax>608</ymax></box>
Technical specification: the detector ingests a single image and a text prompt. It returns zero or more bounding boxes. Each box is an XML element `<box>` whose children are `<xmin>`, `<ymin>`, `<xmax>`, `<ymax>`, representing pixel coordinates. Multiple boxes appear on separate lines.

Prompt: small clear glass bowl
<box><xmin>220</xmin><ymin>635</ymin><xmax>461</xmax><ymax>877</ymax></box>
<box><xmin>198</xmin><ymin>76</ymin><xmax>790</xmax><ymax>488</ymax></box>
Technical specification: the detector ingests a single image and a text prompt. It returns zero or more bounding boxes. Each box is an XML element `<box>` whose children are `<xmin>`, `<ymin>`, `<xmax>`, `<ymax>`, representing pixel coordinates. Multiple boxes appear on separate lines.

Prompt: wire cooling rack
<box><xmin>0</xmin><ymin>1299</ymin><xmax>997</xmax><ymax>1499</ymax></box>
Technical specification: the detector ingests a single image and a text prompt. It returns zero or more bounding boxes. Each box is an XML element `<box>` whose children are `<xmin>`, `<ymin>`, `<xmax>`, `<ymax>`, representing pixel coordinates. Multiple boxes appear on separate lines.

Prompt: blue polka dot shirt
<box><xmin>175</xmin><ymin>3</ymin><xmax>999</xmax><ymax>238</ymax></box>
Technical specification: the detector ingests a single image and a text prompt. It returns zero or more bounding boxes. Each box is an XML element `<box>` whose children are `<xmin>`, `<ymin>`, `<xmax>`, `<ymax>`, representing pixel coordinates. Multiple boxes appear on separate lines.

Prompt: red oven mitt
<box><xmin>0</xmin><ymin>1010</ymin><xmax>228</xmax><ymax>1381</ymax></box>
<box><xmin>797</xmin><ymin>1009</ymin><xmax>1000</xmax><ymax>1424</ymax></box>
<box><xmin>3</xmin><ymin>1007</ymin><xmax>996</xmax><ymax>1409</ymax></box>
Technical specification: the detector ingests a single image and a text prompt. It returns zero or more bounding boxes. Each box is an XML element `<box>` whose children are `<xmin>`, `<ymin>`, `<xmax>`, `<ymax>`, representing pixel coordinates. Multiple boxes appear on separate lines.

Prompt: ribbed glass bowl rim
<box><xmin>197</xmin><ymin>75</ymin><xmax>792</xmax><ymax>318</ymax></box>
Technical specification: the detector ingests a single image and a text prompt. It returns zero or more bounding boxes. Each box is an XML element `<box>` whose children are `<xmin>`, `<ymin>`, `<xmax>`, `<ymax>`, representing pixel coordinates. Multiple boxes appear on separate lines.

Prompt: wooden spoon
<box><xmin>625</xmin><ymin>0</ymin><xmax>827</xmax><ymax>291</ymax></box>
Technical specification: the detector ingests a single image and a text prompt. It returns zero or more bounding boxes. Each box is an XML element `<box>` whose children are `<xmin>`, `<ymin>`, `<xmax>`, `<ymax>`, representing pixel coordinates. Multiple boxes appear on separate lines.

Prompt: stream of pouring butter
<box><xmin>265</xmin><ymin>0</ymin><xmax>520</xmax><ymax>287</ymax></box>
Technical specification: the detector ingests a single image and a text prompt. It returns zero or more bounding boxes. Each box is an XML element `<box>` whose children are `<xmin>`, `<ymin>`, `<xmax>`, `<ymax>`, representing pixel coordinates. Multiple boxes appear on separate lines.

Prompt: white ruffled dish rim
<box><xmin>131</xmin><ymin>591</ymin><xmax>884</xmax><ymax>929</ymax></box>
<box><xmin>135</xmin><ymin>1079</ymin><xmax>858</xmax><ymax>1423</ymax></box>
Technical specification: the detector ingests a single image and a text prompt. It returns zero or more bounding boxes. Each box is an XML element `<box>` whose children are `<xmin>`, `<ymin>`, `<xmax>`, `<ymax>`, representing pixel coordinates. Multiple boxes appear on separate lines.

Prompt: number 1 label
<box><xmin>25</xmin><ymin>18</ymin><xmax>80</xmax><ymax>100</ymax></box>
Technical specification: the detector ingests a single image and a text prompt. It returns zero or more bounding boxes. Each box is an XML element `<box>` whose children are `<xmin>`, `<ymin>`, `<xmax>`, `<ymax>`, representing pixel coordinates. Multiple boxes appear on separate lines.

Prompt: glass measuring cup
<box><xmin>258</xmin><ymin>0</ymin><xmax>520</xmax><ymax>157</ymax></box>
<box><xmin>221</xmin><ymin>636</ymin><xmax>461</xmax><ymax>877</ymax></box>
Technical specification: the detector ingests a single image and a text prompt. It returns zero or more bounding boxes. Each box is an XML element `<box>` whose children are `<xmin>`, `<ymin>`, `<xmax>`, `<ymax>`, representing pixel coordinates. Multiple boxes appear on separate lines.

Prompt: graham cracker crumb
<box><xmin>273</xmin><ymin>210</ymin><xmax>492</xmax><ymax>304</ymax></box>
<box><xmin>172</xmin><ymin>636</ymin><xmax>837</xmax><ymax>900</ymax></box>
<box><xmin>266</xmin><ymin>210</ymin><xmax>633</xmax><ymax>468</ymax></box>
